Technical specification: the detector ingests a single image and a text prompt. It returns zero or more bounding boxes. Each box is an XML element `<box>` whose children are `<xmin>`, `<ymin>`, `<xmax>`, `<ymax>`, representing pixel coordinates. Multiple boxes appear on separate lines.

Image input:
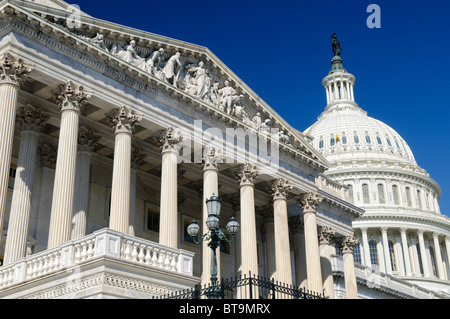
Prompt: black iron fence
<box><xmin>156</xmin><ymin>272</ymin><xmax>324</xmax><ymax>299</ymax></box>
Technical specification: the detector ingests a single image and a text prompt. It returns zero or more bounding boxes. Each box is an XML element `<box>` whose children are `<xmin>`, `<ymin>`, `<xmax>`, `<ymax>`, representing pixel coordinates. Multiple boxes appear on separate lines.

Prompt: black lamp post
<box><xmin>186</xmin><ymin>193</ymin><xmax>240</xmax><ymax>299</ymax></box>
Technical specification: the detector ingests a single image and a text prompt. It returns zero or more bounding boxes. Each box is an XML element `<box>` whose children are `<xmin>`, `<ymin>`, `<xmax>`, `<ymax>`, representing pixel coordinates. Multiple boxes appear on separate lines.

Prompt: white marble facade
<box><xmin>0</xmin><ymin>0</ymin><xmax>445</xmax><ymax>300</ymax></box>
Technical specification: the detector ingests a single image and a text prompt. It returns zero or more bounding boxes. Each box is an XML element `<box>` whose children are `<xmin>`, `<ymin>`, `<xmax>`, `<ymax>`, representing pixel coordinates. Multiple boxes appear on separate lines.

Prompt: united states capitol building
<box><xmin>0</xmin><ymin>0</ymin><xmax>447</xmax><ymax>299</ymax></box>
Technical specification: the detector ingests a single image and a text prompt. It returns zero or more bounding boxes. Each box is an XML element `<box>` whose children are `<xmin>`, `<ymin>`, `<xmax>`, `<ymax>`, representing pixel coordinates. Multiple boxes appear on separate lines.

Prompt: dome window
<box><xmin>387</xmin><ymin>138</ymin><xmax>392</xmax><ymax>147</ymax></box>
<box><xmin>330</xmin><ymin>137</ymin><xmax>335</xmax><ymax>146</ymax></box>
<box><xmin>365</xmin><ymin>135</ymin><xmax>371</xmax><ymax>144</ymax></box>
<box><xmin>392</xmin><ymin>185</ymin><xmax>400</xmax><ymax>205</ymax></box>
<box><xmin>353</xmin><ymin>135</ymin><xmax>360</xmax><ymax>144</ymax></box>
<box><xmin>319</xmin><ymin>140</ymin><xmax>324</xmax><ymax>149</ymax></box>
<box><xmin>377</xmin><ymin>184</ymin><xmax>386</xmax><ymax>204</ymax></box>
<box><xmin>395</xmin><ymin>140</ymin><xmax>401</xmax><ymax>150</ymax></box>
<box><xmin>376</xmin><ymin>136</ymin><xmax>382</xmax><ymax>145</ymax></box>
<box><xmin>342</xmin><ymin>136</ymin><xmax>347</xmax><ymax>144</ymax></box>
<box><xmin>362</xmin><ymin>184</ymin><xmax>370</xmax><ymax>204</ymax></box>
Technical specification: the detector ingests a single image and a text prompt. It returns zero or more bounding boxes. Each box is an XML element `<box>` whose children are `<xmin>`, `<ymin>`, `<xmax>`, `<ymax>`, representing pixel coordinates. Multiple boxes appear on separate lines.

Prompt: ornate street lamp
<box><xmin>187</xmin><ymin>193</ymin><xmax>240</xmax><ymax>299</ymax></box>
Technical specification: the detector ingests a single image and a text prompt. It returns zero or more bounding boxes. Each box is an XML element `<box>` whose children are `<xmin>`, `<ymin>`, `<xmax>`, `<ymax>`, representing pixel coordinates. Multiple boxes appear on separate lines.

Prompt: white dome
<box><xmin>305</xmin><ymin>102</ymin><xmax>421</xmax><ymax>170</ymax></box>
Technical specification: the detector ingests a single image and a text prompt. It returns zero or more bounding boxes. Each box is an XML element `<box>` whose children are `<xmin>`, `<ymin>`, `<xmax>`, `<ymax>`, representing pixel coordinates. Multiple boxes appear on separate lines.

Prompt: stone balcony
<box><xmin>0</xmin><ymin>228</ymin><xmax>198</xmax><ymax>299</ymax></box>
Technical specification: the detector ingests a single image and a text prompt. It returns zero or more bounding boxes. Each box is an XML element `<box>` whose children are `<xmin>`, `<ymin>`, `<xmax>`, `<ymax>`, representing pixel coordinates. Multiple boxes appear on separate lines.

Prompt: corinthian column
<box><xmin>297</xmin><ymin>192</ymin><xmax>323</xmax><ymax>294</ymax></box>
<box><xmin>318</xmin><ymin>226</ymin><xmax>335</xmax><ymax>299</ymax></box>
<box><xmin>0</xmin><ymin>54</ymin><xmax>31</xmax><ymax>244</ymax></box>
<box><xmin>270</xmin><ymin>178</ymin><xmax>293</xmax><ymax>285</ymax></box>
<box><xmin>237</xmin><ymin>164</ymin><xmax>260</xmax><ymax>274</ymax></box>
<box><xmin>48</xmin><ymin>81</ymin><xmax>91</xmax><ymax>248</ymax></box>
<box><xmin>158</xmin><ymin>127</ymin><xmax>182</xmax><ymax>248</ymax></box>
<box><xmin>237</xmin><ymin>163</ymin><xmax>260</xmax><ymax>298</ymax></box>
<box><xmin>3</xmin><ymin>105</ymin><xmax>48</xmax><ymax>264</ymax></box>
<box><xmin>71</xmin><ymin>127</ymin><xmax>99</xmax><ymax>240</ymax></box>
<box><xmin>107</xmin><ymin>106</ymin><xmax>141</xmax><ymax>234</ymax></box>
<box><xmin>291</xmin><ymin>216</ymin><xmax>307</xmax><ymax>288</ymax></box>
<box><xmin>341</xmin><ymin>235</ymin><xmax>359</xmax><ymax>299</ymax></box>
<box><xmin>201</xmin><ymin>146</ymin><xmax>223</xmax><ymax>286</ymax></box>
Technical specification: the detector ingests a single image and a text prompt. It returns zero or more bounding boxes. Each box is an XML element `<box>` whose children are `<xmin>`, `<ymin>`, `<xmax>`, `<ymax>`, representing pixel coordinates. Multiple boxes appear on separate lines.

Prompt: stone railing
<box><xmin>331</xmin><ymin>255</ymin><xmax>448</xmax><ymax>299</ymax></box>
<box><xmin>0</xmin><ymin>228</ymin><xmax>194</xmax><ymax>289</ymax></box>
<box><xmin>317</xmin><ymin>174</ymin><xmax>349</xmax><ymax>200</ymax></box>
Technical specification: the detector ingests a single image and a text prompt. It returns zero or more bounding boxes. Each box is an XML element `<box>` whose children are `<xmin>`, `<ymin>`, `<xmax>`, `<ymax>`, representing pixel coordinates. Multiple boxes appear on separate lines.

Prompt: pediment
<box><xmin>2</xmin><ymin>0</ymin><xmax>330</xmax><ymax>172</ymax></box>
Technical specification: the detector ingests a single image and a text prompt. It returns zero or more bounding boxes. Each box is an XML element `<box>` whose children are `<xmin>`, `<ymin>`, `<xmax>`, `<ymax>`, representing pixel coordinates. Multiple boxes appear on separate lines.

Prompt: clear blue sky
<box><xmin>71</xmin><ymin>0</ymin><xmax>450</xmax><ymax>217</ymax></box>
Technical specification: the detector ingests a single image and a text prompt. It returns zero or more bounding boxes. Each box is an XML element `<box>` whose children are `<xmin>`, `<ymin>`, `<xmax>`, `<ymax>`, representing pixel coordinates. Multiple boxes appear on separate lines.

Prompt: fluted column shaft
<box><xmin>238</xmin><ymin>163</ymin><xmax>260</xmax><ymax>283</ymax></box>
<box><xmin>48</xmin><ymin>108</ymin><xmax>80</xmax><ymax>248</ymax></box>
<box><xmin>159</xmin><ymin>127</ymin><xmax>181</xmax><ymax>248</ymax></box>
<box><xmin>381</xmin><ymin>227</ymin><xmax>392</xmax><ymax>274</ymax></box>
<box><xmin>201</xmin><ymin>147</ymin><xmax>221</xmax><ymax>286</ymax></box>
<box><xmin>342</xmin><ymin>236</ymin><xmax>359</xmax><ymax>299</ymax></box>
<box><xmin>3</xmin><ymin>105</ymin><xmax>48</xmax><ymax>264</ymax></box>
<box><xmin>71</xmin><ymin>127</ymin><xmax>98</xmax><ymax>239</ymax></box>
<box><xmin>418</xmin><ymin>230</ymin><xmax>431</xmax><ymax>277</ymax></box>
<box><xmin>107</xmin><ymin>106</ymin><xmax>141</xmax><ymax>235</ymax></box>
<box><xmin>400</xmin><ymin>228</ymin><xmax>412</xmax><ymax>276</ymax></box>
<box><xmin>0</xmin><ymin>54</ymin><xmax>31</xmax><ymax>244</ymax></box>
<box><xmin>270</xmin><ymin>178</ymin><xmax>293</xmax><ymax>285</ymax></box>
<box><xmin>361</xmin><ymin>227</ymin><xmax>372</xmax><ymax>266</ymax></box>
<box><xmin>292</xmin><ymin>217</ymin><xmax>307</xmax><ymax>288</ymax></box>
<box><xmin>264</xmin><ymin>216</ymin><xmax>276</xmax><ymax>280</ymax></box>
<box><xmin>71</xmin><ymin>150</ymin><xmax>91</xmax><ymax>239</ymax></box>
<box><xmin>319</xmin><ymin>226</ymin><xmax>335</xmax><ymax>299</ymax></box>
<box><xmin>48</xmin><ymin>82</ymin><xmax>90</xmax><ymax>248</ymax></box>
<box><xmin>298</xmin><ymin>192</ymin><xmax>323</xmax><ymax>294</ymax></box>
<box><xmin>4</xmin><ymin>130</ymin><xmax>38</xmax><ymax>263</ymax></box>
<box><xmin>432</xmin><ymin>233</ymin><xmax>445</xmax><ymax>280</ymax></box>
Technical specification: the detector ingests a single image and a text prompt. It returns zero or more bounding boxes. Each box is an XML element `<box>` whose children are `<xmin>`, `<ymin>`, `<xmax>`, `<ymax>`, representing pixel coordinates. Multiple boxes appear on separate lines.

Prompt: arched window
<box><xmin>347</xmin><ymin>184</ymin><xmax>354</xmax><ymax>204</ymax></box>
<box><xmin>376</xmin><ymin>136</ymin><xmax>382</xmax><ymax>145</ymax></box>
<box><xmin>416</xmin><ymin>243</ymin><xmax>424</xmax><ymax>275</ymax></box>
<box><xmin>405</xmin><ymin>187</ymin><xmax>412</xmax><ymax>207</ymax></box>
<box><xmin>362</xmin><ymin>183</ymin><xmax>370</xmax><ymax>204</ymax></box>
<box><xmin>353</xmin><ymin>242</ymin><xmax>362</xmax><ymax>264</ymax></box>
<box><xmin>377</xmin><ymin>184</ymin><xmax>386</xmax><ymax>204</ymax></box>
<box><xmin>388</xmin><ymin>241</ymin><xmax>397</xmax><ymax>271</ymax></box>
<box><xmin>369</xmin><ymin>240</ymin><xmax>379</xmax><ymax>267</ymax></box>
<box><xmin>365</xmin><ymin>135</ymin><xmax>372</xmax><ymax>144</ymax></box>
<box><xmin>392</xmin><ymin>185</ymin><xmax>400</xmax><ymax>205</ymax></box>
<box><xmin>354</xmin><ymin>135</ymin><xmax>360</xmax><ymax>144</ymax></box>
<box><xmin>342</xmin><ymin>135</ymin><xmax>347</xmax><ymax>144</ymax></box>
<box><xmin>319</xmin><ymin>140</ymin><xmax>324</xmax><ymax>149</ymax></box>
<box><xmin>395</xmin><ymin>140</ymin><xmax>401</xmax><ymax>150</ymax></box>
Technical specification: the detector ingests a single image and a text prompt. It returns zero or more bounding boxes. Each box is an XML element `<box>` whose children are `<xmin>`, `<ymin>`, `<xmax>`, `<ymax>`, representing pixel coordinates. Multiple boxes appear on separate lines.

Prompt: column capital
<box><xmin>360</xmin><ymin>227</ymin><xmax>368</xmax><ymax>234</ymax></box>
<box><xmin>158</xmin><ymin>126</ymin><xmax>183</xmax><ymax>152</ymax></box>
<box><xmin>16</xmin><ymin>104</ymin><xmax>49</xmax><ymax>133</ymax></box>
<box><xmin>107</xmin><ymin>105</ymin><xmax>142</xmax><ymax>135</ymax></box>
<box><xmin>399</xmin><ymin>227</ymin><xmax>408</xmax><ymax>234</ymax></box>
<box><xmin>269</xmin><ymin>178</ymin><xmax>293</xmax><ymax>200</ymax></box>
<box><xmin>341</xmin><ymin>235</ymin><xmax>359</xmax><ymax>254</ymax></box>
<box><xmin>432</xmin><ymin>232</ymin><xmax>440</xmax><ymax>240</ymax></box>
<box><xmin>77</xmin><ymin>126</ymin><xmax>99</xmax><ymax>152</ymax></box>
<box><xmin>318</xmin><ymin>226</ymin><xmax>335</xmax><ymax>245</ymax></box>
<box><xmin>0</xmin><ymin>53</ymin><xmax>32</xmax><ymax>87</ymax></box>
<box><xmin>202</xmin><ymin>146</ymin><xmax>224</xmax><ymax>171</ymax></box>
<box><xmin>297</xmin><ymin>192</ymin><xmax>322</xmax><ymax>213</ymax></box>
<box><xmin>417</xmin><ymin>229</ymin><xmax>425</xmax><ymax>236</ymax></box>
<box><xmin>380</xmin><ymin>226</ymin><xmax>388</xmax><ymax>234</ymax></box>
<box><xmin>53</xmin><ymin>81</ymin><xmax>91</xmax><ymax>113</ymax></box>
<box><xmin>236</xmin><ymin>162</ymin><xmax>260</xmax><ymax>186</ymax></box>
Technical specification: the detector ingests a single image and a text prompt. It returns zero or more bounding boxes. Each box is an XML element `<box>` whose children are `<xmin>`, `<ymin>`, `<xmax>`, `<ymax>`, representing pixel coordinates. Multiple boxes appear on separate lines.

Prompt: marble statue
<box><xmin>162</xmin><ymin>52</ymin><xmax>182</xmax><ymax>87</ymax></box>
<box><xmin>89</xmin><ymin>33</ymin><xmax>108</xmax><ymax>51</ymax></box>
<box><xmin>146</xmin><ymin>48</ymin><xmax>165</xmax><ymax>76</ymax></box>
<box><xmin>187</xmin><ymin>61</ymin><xmax>208</xmax><ymax>99</ymax></box>
<box><xmin>218</xmin><ymin>80</ymin><xmax>237</xmax><ymax>115</ymax></box>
